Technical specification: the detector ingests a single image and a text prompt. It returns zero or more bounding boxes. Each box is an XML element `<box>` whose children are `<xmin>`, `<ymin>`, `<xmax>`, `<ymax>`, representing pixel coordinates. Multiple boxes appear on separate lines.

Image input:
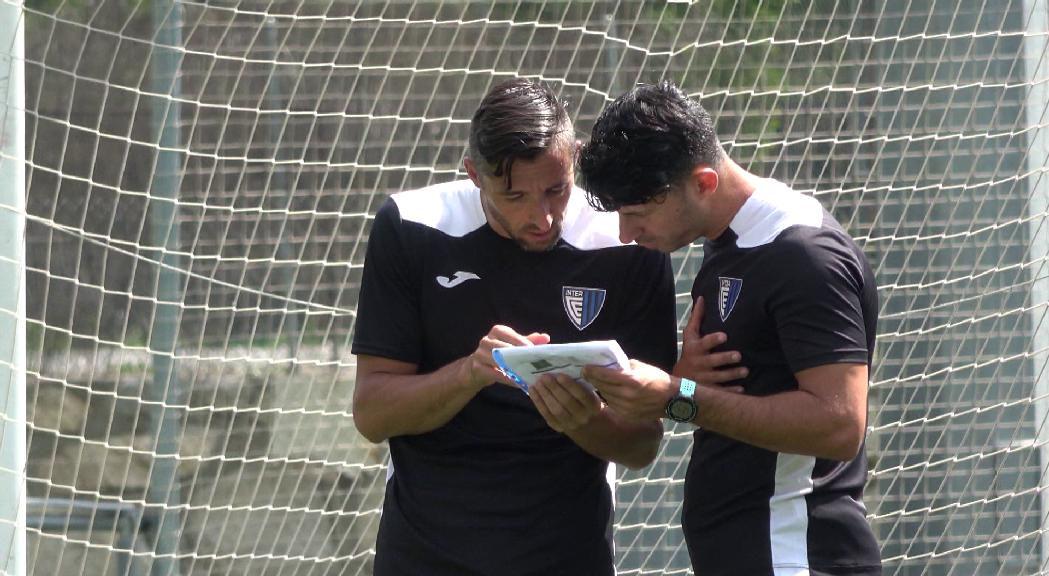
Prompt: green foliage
<box><xmin>24</xmin><ymin>0</ymin><xmax>67</xmax><ymax>13</ymax></box>
<box><xmin>25</xmin><ymin>320</ymin><xmax>42</xmax><ymax>357</ymax></box>
<box><xmin>25</xmin><ymin>0</ymin><xmax>150</xmax><ymax>19</ymax></box>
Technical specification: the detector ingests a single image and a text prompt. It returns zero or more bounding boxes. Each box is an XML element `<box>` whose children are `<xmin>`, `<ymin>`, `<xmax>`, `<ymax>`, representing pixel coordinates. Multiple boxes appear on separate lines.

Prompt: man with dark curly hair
<box><xmin>579</xmin><ymin>81</ymin><xmax>882</xmax><ymax>576</ymax></box>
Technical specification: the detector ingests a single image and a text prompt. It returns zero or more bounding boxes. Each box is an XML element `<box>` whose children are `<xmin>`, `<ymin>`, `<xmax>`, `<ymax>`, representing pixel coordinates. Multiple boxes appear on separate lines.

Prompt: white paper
<box><xmin>491</xmin><ymin>340</ymin><xmax>630</xmax><ymax>394</ymax></box>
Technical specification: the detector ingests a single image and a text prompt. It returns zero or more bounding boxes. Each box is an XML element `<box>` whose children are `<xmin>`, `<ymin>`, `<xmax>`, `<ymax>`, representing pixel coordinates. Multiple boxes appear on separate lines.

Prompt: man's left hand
<box><xmin>583</xmin><ymin>360</ymin><xmax>674</xmax><ymax>422</ymax></box>
<box><xmin>530</xmin><ymin>373</ymin><xmax>602</xmax><ymax>433</ymax></box>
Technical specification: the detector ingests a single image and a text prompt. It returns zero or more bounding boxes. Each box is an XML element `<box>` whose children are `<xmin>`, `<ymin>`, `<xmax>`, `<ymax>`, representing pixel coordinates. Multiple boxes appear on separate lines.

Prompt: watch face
<box><xmin>668</xmin><ymin>398</ymin><xmax>696</xmax><ymax>422</ymax></box>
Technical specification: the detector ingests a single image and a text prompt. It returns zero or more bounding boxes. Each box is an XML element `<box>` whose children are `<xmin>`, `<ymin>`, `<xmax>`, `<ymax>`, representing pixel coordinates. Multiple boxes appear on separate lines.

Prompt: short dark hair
<box><xmin>468</xmin><ymin>78</ymin><xmax>572</xmax><ymax>189</ymax></box>
<box><xmin>578</xmin><ymin>81</ymin><xmax>723</xmax><ymax>211</ymax></box>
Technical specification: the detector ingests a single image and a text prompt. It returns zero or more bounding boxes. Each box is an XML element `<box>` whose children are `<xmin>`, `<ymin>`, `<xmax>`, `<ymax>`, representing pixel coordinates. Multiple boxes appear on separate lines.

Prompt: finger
<box><xmin>534</xmin><ymin>377</ymin><xmax>578</xmax><ymax>414</ymax></box>
<box><xmin>529</xmin><ymin>384</ymin><xmax>562</xmax><ymax>431</ymax></box>
<box><xmin>480</xmin><ymin>334</ymin><xmax>530</xmax><ymax>364</ymax></box>
<box><xmin>480</xmin><ymin>337</ymin><xmax>508</xmax><ymax>359</ymax></box>
<box><xmin>550</xmin><ymin>373</ymin><xmax>599</xmax><ymax>405</ymax></box>
<box><xmin>478</xmin><ymin>344</ymin><xmax>509</xmax><ymax>372</ymax></box>
<box><xmin>526</xmin><ymin>332</ymin><xmax>551</xmax><ymax>345</ymax></box>
<box><xmin>481</xmin><ymin>363</ymin><xmax>518</xmax><ymax>387</ymax></box>
<box><xmin>530</xmin><ymin>376</ymin><xmax>555</xmax><ymax>406</ymax></box>
<box><xmin>599</xmin><ymin>395</ymin><xmax>634</xmax><ymax>417</ymax></box>
<box><xmin>627</xmin><ymin>358</ymin><xmax>662</xmax><ymax>375</ymax></box>
<box><xmin>685</xmin><ymin>331</ymin><xmax>728</xmax><ymax>355</ymax></box>
<box><xmin>533</xmin><ymin>377</ymin><xmax>588</xmax><ymax>428</ymax></box>
<box><xmin>586</xmin><ymin>377</ymin><xmax>615</xmax><ymax>397</ymax></box>
<box><xmin>586</xmin><ymin>373</ymin><xmax>640</xmax><ymax>408</ymax></box>
<box><xmin>683</xmin><ymin>296</ymin><xmax>705</xmax><ymax>341</ymax></box>
<box><xmin>676</xmin><ymin>343</ymin><xmax>747</xmax><ymax>371</ymax></box>
<box><xmin>581</xmin><ymin>379</ymin><xmax>631</xmax><ymax>412</ymax></box>
<box><xmin>695</xmin><ymin>366</ymin><xmax>749</xmax><ymax>384</ymax></box>
<box><xmin>696</xmin><ymin>350</ymin><xmax>743</xmax><ymax>369</ymax></box>
<box><xmin>582</xmin><ymin>365</ymin><xmax>631</xmax><ymax>387</ymax></box>
<box><xmin>543</xmin><ymin>392</ymin><xmax>582</xmax><ymax>425</ymax></box>
<box><xmin>489</xmin><ymin>325</ymin><xmax>536</xmax><ymax>347</ymax></box>
<box><xmin>544</xmin><ymin>375</ymin><xmax>596</xmax><ymax>414</ymax></box>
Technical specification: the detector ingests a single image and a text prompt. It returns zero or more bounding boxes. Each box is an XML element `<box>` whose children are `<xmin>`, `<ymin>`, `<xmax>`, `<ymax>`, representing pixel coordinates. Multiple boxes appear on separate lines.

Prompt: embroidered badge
<box><xmin>562</xmin><ymin>286</ymin><xmax>607</xmax><ymax>330</ymax></box>
<box><xmin>718</xmin><ymin>277</ymin><xmax>743</xmax><ymax>322</ymax></box>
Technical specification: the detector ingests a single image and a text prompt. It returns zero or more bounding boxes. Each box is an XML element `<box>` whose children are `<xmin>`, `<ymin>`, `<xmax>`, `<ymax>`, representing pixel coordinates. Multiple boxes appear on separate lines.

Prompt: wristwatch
<box><xmin>665</xmin><ymin>378</ymin><xmax>698</xmax><ymax>423</ymax></box>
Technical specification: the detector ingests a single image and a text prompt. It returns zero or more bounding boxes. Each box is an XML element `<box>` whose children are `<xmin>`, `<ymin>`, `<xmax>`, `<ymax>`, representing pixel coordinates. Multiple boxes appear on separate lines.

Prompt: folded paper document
<box><xmin>491</xmin><ymin>340</ymin><xmax>629</xmax><ymax>394</ymax></box>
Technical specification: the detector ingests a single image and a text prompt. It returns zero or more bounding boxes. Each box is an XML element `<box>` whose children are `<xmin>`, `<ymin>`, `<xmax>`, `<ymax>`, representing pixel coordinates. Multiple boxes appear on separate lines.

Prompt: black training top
<box><xmin>684</xmin><ymin>180</ymin><xmax>882</xmax><ymax>576</ymax></box>
<box><xmin>352</xmin><ymin>179</ymin><xmax>678</xmax><ymax>576</ymax></box>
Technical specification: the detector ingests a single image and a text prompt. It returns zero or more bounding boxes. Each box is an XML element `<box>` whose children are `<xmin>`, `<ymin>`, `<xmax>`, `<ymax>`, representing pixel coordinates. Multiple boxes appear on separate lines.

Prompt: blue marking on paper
<box><xmin>492</xmin><ymin>348</ymin><xmax>529</xmax><ymax>393</ymax></box>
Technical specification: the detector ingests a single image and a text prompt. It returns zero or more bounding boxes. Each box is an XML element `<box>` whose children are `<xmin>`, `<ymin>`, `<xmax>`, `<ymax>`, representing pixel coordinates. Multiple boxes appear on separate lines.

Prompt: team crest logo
<box><xmin>718</xmin><ymin>277</ymin><xmax>743</xmax><ymax>322</ymax></box>
<box><xmin>562</xmin><ymin>286</ymin><xmax>607</xmax><ymax>330</ymax></box>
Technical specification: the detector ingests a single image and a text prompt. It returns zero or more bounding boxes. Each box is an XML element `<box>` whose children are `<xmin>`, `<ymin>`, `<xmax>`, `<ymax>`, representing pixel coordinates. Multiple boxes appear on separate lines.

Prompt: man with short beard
<box><xmin>351</xmin><ymin>78</ymin><xmax>679</xmax><ymax>575</ymax></box>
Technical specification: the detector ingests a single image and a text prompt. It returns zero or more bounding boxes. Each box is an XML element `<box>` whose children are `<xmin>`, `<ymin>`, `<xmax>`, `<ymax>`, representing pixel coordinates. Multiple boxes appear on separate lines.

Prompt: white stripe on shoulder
<box><xmin>562</xmin><ymin>186</ymin><xmax>627</xmax><ymax>250</ymax></box>
<box><xmin>730</xmin><ymin>180</ymin><xmax>823</xmax><ymax>249</ymax></box>
<box><xmin>391</xmin><ymin>179</ymin><xmax>487</xmax><ymax>237</ymax></box>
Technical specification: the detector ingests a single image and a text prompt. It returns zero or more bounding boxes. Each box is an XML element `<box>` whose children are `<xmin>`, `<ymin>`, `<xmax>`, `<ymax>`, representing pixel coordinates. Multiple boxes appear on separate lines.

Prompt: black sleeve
<box><xmin>769</xmin><ymin>231</ymin><xmax>871</xmax><ymax>373</ymax></box>
<box><xmin>351</xmin><ymin>198</ymin><xmax>423</xmax><ymax>364</ymax></box>
<box><xmin>617</xmin><ymin>249</ymin><xmax>678</xmax><ymax>372</ymax></box>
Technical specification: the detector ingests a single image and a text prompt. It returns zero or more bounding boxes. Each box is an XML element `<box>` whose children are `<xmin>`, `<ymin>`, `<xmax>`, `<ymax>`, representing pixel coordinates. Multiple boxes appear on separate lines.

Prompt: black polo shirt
<box><xmin>352</xmin><ymin>179</ymin><xmax>677</xmax><ymax>576</ymax></box>
<box><xmin>684</xmin><ymin>180</ymin><xmax>882</xmax><ymax>575</ymax></box>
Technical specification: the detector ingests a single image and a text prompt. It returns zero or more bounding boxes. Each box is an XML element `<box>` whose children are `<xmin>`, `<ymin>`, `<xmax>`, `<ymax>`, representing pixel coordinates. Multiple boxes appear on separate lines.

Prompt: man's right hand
<box><xmin>354</xmin><ymin>324</ymin><xmax>550</xmax><ymax>443</ymax></box>
<box><xmin>458</xmin><ymin>324</ymin><xmax>551</xmax><ymax>389</ymax></box>
<box><xmin>674</xmin><ymin>296</ymin><xmax>748</xmax><ymax>384</ymax></box>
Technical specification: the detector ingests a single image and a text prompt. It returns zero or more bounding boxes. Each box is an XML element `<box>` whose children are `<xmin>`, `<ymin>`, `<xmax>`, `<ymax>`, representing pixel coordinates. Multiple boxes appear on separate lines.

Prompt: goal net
<box><xmin>12</xmin><ymin>0</ymin><xmax>1049</xmax><ymax>574</ymax></box>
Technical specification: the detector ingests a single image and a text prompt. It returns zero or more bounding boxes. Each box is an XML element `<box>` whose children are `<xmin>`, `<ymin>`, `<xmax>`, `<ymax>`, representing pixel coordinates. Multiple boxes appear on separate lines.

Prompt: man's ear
<box><xmin>692</xmin><ymin>165</ymin><xmax>719</xmax><ymax>197</ymax></box>
<box><xmin>464</xmin><ymin>157</ymin><xmax>482</xmax><ymax>189</ymax></box>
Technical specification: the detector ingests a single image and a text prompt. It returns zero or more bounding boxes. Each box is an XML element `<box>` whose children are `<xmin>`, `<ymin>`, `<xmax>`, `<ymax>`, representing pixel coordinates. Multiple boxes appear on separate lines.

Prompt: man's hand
<box><xmin>583</xmin><ymin>360</ymin><xmax>674</xmax><ymax>422</ymax></box>
<box><xmin>529</xmin><ymin>373</ymin><xmax>603</xmax><ymax>433</ymax></box>
<box><xmin>353</xmin><ymin>325</ymin><xmax>549</xmax><ymax>443</ymax></box>
<box><xmin>458</xmin><ymin>324</ymin><xmax>550</xmax><ymax>390</ymax></box>
<box><xmin>674</xmin><ymin>296</ymin><xmax>748</xmax><ymax>383</ymax></box>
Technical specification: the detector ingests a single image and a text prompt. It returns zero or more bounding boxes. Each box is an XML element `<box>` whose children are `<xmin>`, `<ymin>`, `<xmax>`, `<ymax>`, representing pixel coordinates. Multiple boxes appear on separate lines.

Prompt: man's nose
<box><xmin>619</xmin><ymin>222</ymin><xmax>639</xmax><ymax>244</ymax></box>
<box><xmin>531</xmin><ymin>198</ymin><xmax>554</xmax><ymax>230</ymax></box>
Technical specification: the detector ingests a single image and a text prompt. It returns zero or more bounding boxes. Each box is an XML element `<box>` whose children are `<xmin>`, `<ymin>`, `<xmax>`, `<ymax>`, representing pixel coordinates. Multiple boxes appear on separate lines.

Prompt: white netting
<box><xmin>8</xmin><ymin>0</ymin><xmax>1049</xmax><ymax>574</ymax></box>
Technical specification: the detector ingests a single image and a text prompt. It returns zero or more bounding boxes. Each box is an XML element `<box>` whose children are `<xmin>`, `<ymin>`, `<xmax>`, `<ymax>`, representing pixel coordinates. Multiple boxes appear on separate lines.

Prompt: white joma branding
<box><xmin>436</xmin><ymin>271</ymin><xmax>480</xmax><ymax>288</ymax></box>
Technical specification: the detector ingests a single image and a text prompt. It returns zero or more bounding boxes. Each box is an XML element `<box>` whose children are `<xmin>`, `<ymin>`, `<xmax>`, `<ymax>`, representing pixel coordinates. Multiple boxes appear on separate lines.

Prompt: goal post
<box><xmin>0</xmin><ymin>0</ymin><xmax>24</xmax><ymax>573</ymax></box>
<box><xmin>17</xmin><ymin>0</ymin><xmax>1049</xmax><ymax>574</ymax></box>
<box><xmin>1024</xmin><ymin>0</ymin><xmax>1049</xmax><ymax>570</ymax></box>
<box><xmin>143</xmin><ymin>1</ymin><xmax>183</xmax><ymax>575</ymax></box>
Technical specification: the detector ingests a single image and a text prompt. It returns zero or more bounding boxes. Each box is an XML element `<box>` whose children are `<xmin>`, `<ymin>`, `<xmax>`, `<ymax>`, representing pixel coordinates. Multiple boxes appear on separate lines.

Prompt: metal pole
<box><xmin>0</xmin><ymin>0</ymin><xmax>24</xmax><ymax>574</ymax></box>
<box><xmin>1023</xmin><ymin>0</ymin><xmax>1049</xmax><ymax>569</ymax></box>
<box><xmin>265</xmin><ymin>17</ymin><xmax>299</xmax><ymax>360</ymax></box>
<box><xmin>147</xmin><ymin>1</ymin><xmax>183</xmax><ymax>575</ymax></box>
<box><xmin>603</xmin><ymin>12</ymin><xmax>619</xmax><ymax>98</ymax></box>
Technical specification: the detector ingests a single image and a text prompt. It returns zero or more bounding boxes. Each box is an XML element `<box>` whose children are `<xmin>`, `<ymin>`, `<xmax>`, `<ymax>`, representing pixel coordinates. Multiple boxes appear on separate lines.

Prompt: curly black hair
<box><xmin>468</xmin><ymin>78</ymin><xmax>573</xmax><ymax>189</ymax></box>
<box><xmin>578</xmin><ymin>81</ymin><xmax>722</xmax><ymax>211</ymax></box>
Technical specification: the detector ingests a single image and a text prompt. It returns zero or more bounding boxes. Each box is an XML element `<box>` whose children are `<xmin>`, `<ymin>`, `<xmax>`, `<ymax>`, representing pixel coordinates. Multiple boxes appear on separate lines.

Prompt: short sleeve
<box><xmin>769</xmin><ymin>232</ymin><xmax>871</xmax><ymax>373</ymax></box>
<box><xmin>351</xmin><ymin>198</ymin><xmax>423</xmax><ymax>364</ymax></box>
<box><xmin>617</xmin><ymin>249</ymin><xmax>678</xmax><ymax>372</ymax></box>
